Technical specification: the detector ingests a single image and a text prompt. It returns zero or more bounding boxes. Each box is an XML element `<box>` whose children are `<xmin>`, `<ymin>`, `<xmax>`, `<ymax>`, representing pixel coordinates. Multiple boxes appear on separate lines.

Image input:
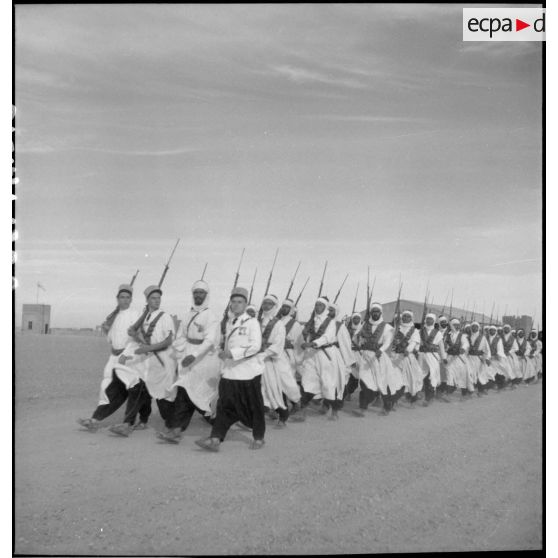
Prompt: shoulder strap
<box><xmin>142</xmin><ymin>311</ymin><xmax>165</xmax><ymax>344</ymax></box>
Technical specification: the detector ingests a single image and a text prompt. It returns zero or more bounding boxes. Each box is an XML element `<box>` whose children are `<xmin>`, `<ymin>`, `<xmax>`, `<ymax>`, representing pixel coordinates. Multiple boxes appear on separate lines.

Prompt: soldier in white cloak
<box><xmin>258</xmin><ymin>294</ymin><xmax>299</xmax><ymax>427</ymax></box>
<box><xmin>157</xmin><ymin>280</ymin><xmax>221</xmax><ymax>444</ymax></box>
<box><xmin>418</xmin><ymin>313</ymin><xmax>447</xmax><ymax>406</ymax></box>
<box><xmin>466</xmin><ymin>321</ymin><xmax>491</xmax><ymax>395</ymax></box>
<box><xmin>195</xmin><ymin>287</ymin><xmax>266</xmax><ymax>451</ymax></box>
<box><xmin>277</xmin><ymin>298</ymin><xmax>304</xmax><ymax>386</ymax></box>
<box><xmin>352</xmin><ymin>303</ymin><xmax>404</xmax><ymax>417</ymax></box>
<box><xmin>77</xmin><ymin>283</ymin><xmax>146</xmax><ymax>431</ymax></box>
<box><xmin>515</xmin><ymin>329</ymin><xmax>536</xmax><ymax>383</ymax></box>
<box><xmin>109</xmin><ymin>285</ymin><xmax>177</xmax><ymax>437</ymax></box>
<box><xmin>290</xmin><ymin>296</ymin><xmax>343</xmax><ymax>422</ymax></box>
<box><xmin>390</xmin><ymin>310</ymin><xmax>423</xmax><ymax>407</ymax></box>
<box><xmin>444</xmin><ymin>319</ymin><xmax>472</xmax><ymax>400</ymax></box>
<box><xmin>529</xmin><ymin>330</ymin><xmax>543</xmax><ymax>380</ymax></box>
<box><xmin>326</xmin><ymin>302</ymin><xmax>356</xmax><ymax>409</ymax></box>
<box><xmin>436</xmin><ymin>315</ymin><xmax>450</xmax><ymax>397</ymax></box>
<box><xmin>501</xmin><ymin>323</ymin><xmax>521</xmax><ymax>387</ymax></box>
<box><xmin>343</xmin><ymin>312</ymin><xmax>363</xmax><ymax>400</ymax></box>
<box><xmin>486</xmin><ymin>325</ymin><xmax>511</xmax><ymax>391</ymax></box>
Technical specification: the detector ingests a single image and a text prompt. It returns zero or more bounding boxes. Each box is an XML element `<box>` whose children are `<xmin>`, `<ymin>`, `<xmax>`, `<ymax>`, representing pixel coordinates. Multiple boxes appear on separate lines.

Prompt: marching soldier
<box><xmin>352</xmin><ymin>303</ymin><xmax>404</xmax><ymax>417</ymax></box>
<box><xmin>486</xmin><ymin>325</ymin><xmax>511</xmax><ymax>391</ymax></box>
<box><xmin>109</xmin><ymin>285</ymin><xmax>177</xmax><ymax>437</ymax></box>
<box><xmin>277</xmin><ymin>298</ymin><xmax>304</xmax><ymax>386</ymax></box>
<box><xmin>529</xmin><ymin>329</ymin><xmax>543</xmax><ymax>381</ymax></box>
<box><xmin>290</xmin><ymin>296</ymin><xmax>342</xmax><ymax>422</ymax></box>
<box><xmin>390</xmin><ymin>310</ymin><xmax>422</xmax><ymax>407</ymax></box>
<box><xmin>466</xmin><ymin>321</ymin><xmax>491</xmax><ymax>395</ymax></box>
<box><xmin>77</xmin><ymin>283</ymin><xmax>146</xmax><ymax>431</ymax></box>
<box><xmin>343</xmin><ymin>312</ymin><xmax>363</xmax><ymax>401</ymax></box>
<box><xmin>444</xmin><ymin>319</ymin><xmax>471</xmax><ymax>400</ymax></box>
<box><xmin>195</xmin><ymin>287</ymin><xmax>266</xmax><ymax>451</ymax></box>
<box><xmin>515</xmin><ymin>329</ymin><xmax>536</xmax><ymax>384</ymax></box>
<box><xmin>501</xmin><ymin>324</ymin><xmax>521</xmax><ymax>387</ymax></box>
<box><xmin>258</xmin><ymin>294</ymin><xmax>293</xmax><ymax>428</ymax></box>
<box><xmin>418</xmin><ymin>313</ymin><xmax>447</xmax><ymax>406</ymax></box>
<box><xmin>326</xmin><ymin>302</ymin><xmax>356</xmax><ymax>410</ymax></box>
<box><xmin>157</xmin><ymin>280</ymin><xmax>221</xmax><ymax>444</ymax></box>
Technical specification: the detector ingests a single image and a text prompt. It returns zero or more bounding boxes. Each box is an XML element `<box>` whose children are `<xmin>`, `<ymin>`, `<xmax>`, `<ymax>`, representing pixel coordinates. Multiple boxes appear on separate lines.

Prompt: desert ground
<box><xmin>15</xmin><ymin>332</ymin><xmax>542</xmax><ymax>555</ymax></box>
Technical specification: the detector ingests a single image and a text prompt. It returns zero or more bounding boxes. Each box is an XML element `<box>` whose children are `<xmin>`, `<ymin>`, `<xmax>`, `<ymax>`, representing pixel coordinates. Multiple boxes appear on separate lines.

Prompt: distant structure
<box><xmin>21</xmin><ymin>304</ymin><xmax>51</xmax><ymax>334</ymax></box>
<box><xmin>503</xmin><ymin>315</ymin><xmax>533</xmax><ymax>332</ymax></box>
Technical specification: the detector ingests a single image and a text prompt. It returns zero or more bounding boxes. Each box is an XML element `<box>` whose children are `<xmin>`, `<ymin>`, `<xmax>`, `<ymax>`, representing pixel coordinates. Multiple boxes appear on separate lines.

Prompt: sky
<box><xmin>14</xmin><ymin>3</ymin><xmax>543</xmax><ymax>328</ymax></box>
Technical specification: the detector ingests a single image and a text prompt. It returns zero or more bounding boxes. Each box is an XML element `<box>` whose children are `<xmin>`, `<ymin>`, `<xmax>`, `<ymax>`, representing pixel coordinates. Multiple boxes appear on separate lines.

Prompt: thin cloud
<box><xmin>269</xmin><ymin>65</ymin><xmax>367</xmax><ymax>89</ymax></box>
<box><xmin>306</xmin><ymin>114</ymin><xmax>427</xmax><ymax>124</ymax></box>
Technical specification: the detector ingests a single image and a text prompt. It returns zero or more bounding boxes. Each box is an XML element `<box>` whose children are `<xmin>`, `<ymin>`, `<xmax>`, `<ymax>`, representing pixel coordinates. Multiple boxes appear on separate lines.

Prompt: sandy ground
<box><xmin>15</xmin><ymin>333</ymin><xmax>543</xmax><ymax>555</ymax></box>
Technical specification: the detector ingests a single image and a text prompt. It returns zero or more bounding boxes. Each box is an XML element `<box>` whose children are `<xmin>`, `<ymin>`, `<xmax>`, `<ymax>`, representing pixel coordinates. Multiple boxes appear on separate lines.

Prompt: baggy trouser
<box><xmin>210</xmin><ymin>376</ymin><xmax>266</xmax><ymax>442</ymax></box>
<box><xmin>93</xmin><ymin>371</ymin><xmax>151</xmax><ymax>424</ymax></box>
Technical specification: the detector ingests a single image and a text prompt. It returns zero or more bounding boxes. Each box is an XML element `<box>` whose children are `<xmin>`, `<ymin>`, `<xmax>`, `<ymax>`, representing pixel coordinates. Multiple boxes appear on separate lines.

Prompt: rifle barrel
<box><xmin>285</xmin><ymin>260</ymin><xmax>301</xmax><ymax>300</ymax></box>
<box><xmin>333</xmin><ymin>273</ymin><xmax>349</xmax><ymax>304</ymax></box>
<box><xmin>294</xmin><ymin>276</ymin><xmax>310</xmax><ymax>307</ymax></box>
<box><xmin>157</xmin><ymin>238</ymin><xmax>181</xmax><ymax>288</ymax></box>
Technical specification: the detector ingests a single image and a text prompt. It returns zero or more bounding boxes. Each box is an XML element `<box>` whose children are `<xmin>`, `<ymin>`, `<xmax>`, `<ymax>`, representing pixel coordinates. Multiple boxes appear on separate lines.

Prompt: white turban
<box><xmin>316</xmin><ymin>297</ymin><xmax>329</xmax><ymax>306</ymax></box>
<box><xmin>425</xmin><ymin>313</ymin><xmax>436</xmax><ymax>321</ymax></box>
<box><xmin>370</xmin><ymin>302</ymin><xmax>382</xmax><ymax>312</ymax></box>
<box><xmin>192</xmin><ymin>280</ymin><xmax>209</xmax><ymax>293</ymax></box>
<box><xmin>438</xmin><ymin>315</ymin><xmax>448</xmax><ymax>322</ymax></box>
<box><xmin>282</xmin><ymin>298</ymin><xmax>294</xmax><ymax>308</ymax></box>
<box><xmin>402</xmin><ymin>310</ymin><xmax>414</xmax><ymax>319</ymax></box>
<box><xmin>471</xmin><ymin>321</ymin><xmax>480</xmax><ymax>328</ymax></box>
<box><xmin>351</xmin><ymin>312</ymin><xmax>361</xmax><ymax>320</ymax></box>
<box><xmin>328</xmin><ymin>302</ymin><xmax>339</xmax><ymax>317</ymax></box>
<box><xmin>262</xmin><ymin>293</ymin><xmax>278</xmax><ymax>306</ymax></box>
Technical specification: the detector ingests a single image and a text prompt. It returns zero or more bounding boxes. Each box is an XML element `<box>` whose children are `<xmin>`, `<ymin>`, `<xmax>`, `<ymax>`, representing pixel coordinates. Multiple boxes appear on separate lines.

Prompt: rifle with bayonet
<box><xmin>258</xmin><ymin>249</ymin><xmax>279</xmax><ymax>321</ymax></box>
<box><xmin>294</xmin><ymin>276</ymin><xmax>310</xmax><ymax>308</ymax></box>
<box><xmin>128</xmin><ymin>238</ymin><xmax>180</xmax><ymax>340</ymax></box>
<box><xmin>392</xmin><ymin>279</ymin><xmax>403</xmax><ymax>329</ymax></box>
<box><xmin>486</xmin><ymin>301</ymin><xmax>496</xmax><ymax>337</ymax></box>
<box><xmin>351</xmin><ymin>283</ymin><xmax>359</xmax><ymax>316</ymax></box>
<box><xmin>303</xmin><ymin>261</ymin><xmax>327</xmax><ymax>335</ymax></box>
<box><xmin>285</xmin><ymin>261</ymin><xmax>301</xmax><ymax>301</ymax></box>
<box><xmin>220</xmin><ymin>248</ymin><xmax>245</xmax><ymax>339</ymax></box>
<box><xmin>420</xmin><ymin>281</ymin><xmax>430</xmax><ymax>326</ymax></box>
<box><xmin>275</xmin><ymin>261</ymin><xmax>300</xmax><ymax>318</ymax></box>
<box><xmin>333</xmin><ymin>273</ymin><xmax>349</xmax><ymax>304</ymax></box>
<box><xmin>102</xmin><ymin>268</ymin><xmax>140</xmax><ymax>333</ymax></box>
<box><xmin>448</xmin><ymin>288</ymin><xmax>454</xmax><ymax>321</ymax></box>
<box><xmin>248</xmin><ymin>267</ymin><xmax>257</xmax><ymax>305</ymax></box>
<box><xmin>200</xmin><ymin>262</ymin><xmax>208</xmax><ymax>281</ymax></box>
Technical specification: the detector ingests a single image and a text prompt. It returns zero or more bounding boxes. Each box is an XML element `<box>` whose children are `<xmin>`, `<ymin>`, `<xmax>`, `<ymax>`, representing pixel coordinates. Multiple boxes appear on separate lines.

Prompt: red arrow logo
<box><xmin>516</xmin><ymin>19</ymin><xmax>530</xmax><ymax>31</ymax></box>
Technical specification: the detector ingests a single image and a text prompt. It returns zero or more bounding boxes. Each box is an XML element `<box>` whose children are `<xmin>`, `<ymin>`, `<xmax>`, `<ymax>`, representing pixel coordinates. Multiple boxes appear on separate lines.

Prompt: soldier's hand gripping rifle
<box><xmin>220</xmin><ymin>248</ymin><xmax>245</xmax><ymax>346</ymax></box>
<box><xmin>128</xmin><ymin>239</ymin><xmax>180</xmax><ymax>342</ymax></box>
<box><xmin>102</xmin><ymin>268</ymin><xmax>140</xmax><ymax>333</ymax></box>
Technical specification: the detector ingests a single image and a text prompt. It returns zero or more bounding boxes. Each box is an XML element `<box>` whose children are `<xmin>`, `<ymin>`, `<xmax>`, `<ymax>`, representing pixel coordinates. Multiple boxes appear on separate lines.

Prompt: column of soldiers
<box><xmin>77</xmin><ymin>273</ymin><xmax>543</xmax><ymax>452</ymax></box>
